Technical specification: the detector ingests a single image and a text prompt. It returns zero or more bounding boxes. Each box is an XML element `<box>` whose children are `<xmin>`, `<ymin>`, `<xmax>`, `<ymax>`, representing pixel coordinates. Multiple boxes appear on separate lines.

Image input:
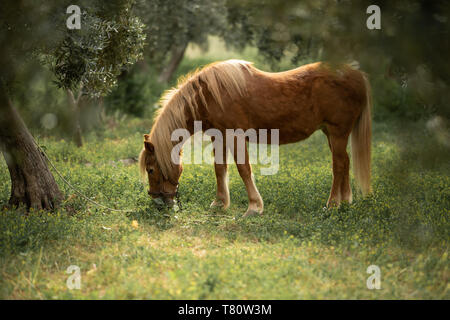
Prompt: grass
<box><xmin>0</xmin><ymin>115</ymin><xmax>448</xmax><ymax>299</ymax></box>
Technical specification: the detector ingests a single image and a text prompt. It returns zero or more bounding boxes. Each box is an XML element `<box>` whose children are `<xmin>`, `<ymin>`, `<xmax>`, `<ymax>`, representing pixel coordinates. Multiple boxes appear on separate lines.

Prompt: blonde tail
<box><xmin>351</xmin><ymin>74</ymin><xmax>372</xmax><ymax>195</ymax></box>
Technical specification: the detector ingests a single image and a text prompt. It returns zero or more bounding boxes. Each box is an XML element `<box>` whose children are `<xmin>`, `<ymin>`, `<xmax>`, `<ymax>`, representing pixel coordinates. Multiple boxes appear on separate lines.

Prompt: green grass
<box><xmin>0</xmin><ymin>116</ymin><xmax>448</xmax><ymax>299</ymax></box>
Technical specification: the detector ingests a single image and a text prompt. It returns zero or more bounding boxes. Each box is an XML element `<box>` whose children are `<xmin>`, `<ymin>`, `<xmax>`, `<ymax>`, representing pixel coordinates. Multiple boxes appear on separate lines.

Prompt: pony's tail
<box><xmin>351</xmin><ymin>73</ymin><xmax>372</xmax><ymax>196</ymax></box>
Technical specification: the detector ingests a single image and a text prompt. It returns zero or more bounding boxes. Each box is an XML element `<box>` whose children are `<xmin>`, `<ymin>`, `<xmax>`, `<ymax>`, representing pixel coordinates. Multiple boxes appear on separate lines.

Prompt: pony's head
<box><xmin>139</xmin><ymin>134</ymin><xmax>182</xmax><ymax>207</ymax></box>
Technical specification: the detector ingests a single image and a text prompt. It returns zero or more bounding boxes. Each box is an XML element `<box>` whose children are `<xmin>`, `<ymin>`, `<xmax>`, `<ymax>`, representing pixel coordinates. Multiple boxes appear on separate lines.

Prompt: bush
<box><xmin>105</xmin><ymin>66</ymin><xmax>165</xmax><ymax>117</ymax></box>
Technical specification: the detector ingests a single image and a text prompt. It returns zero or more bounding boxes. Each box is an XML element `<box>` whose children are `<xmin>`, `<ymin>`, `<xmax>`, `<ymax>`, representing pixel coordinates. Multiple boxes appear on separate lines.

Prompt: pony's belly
<box><xmin>241</xmin><ymin>126</ymin><xmax>317</xmax><ymax>145</ymax></box>
<box><xmin>278</xmin><ymin>129</ymin><xmax>315</xmax><ymax>144</ymax></box>
<box><xmin>252</xmin><ymin>115</ymin><xmax>320</xmax><ymax>145</ymax></box>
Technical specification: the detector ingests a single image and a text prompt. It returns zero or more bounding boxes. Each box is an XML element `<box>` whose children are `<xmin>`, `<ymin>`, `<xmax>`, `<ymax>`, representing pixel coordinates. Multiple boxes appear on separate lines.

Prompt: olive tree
<box><xmin>49</xmin><ymin>1</ymin><xmax>146</xmax><ymax>146</ymax></box>
<box><xmin>0</xmin><ymin>0</ymin><xmax>145</xmax><ymax>209</ymax></box>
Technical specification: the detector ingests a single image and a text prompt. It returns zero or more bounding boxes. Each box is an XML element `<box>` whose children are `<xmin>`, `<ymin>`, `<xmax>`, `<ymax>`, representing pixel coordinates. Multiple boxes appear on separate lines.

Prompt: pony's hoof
<box><xmin>326</xmin><ymin>199</ymin><xmax>340</xmax><ymax>208</ymax></box>
<box><xmin>210</xmin><ymin>199</ymin><xmax>225</xmax><ymax>208</ymax></box>
<box><xmin>243</xmin><ymin>209</ymin><xmax>262</xmax><ymax>218</ymax></box>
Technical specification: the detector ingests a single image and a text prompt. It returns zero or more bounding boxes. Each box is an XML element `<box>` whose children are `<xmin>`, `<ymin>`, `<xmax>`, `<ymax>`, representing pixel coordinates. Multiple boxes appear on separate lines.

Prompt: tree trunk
<box><xmin>67</xmin><ymin>88</ymin><xmax>83</xmax><ymax>147</ymax></box>
<box><xmin>97</xmin><ymin>96</ymin><xmax>105</xmax><ymax>124</ymax></box>
<box><xmin>157</xmin><ymin>42</ymin><xmax>188</xmax><ymax>83</ymax></box>
<box><xmin>0</xmin><ymin>86</ymin><xmax>63</xmax><ymax>210</ymax></box>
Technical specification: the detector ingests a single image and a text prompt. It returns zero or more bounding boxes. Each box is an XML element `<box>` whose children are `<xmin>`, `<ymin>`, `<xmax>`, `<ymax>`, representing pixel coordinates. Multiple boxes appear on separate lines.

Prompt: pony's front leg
<box><xmin>211</xmin><ymin>141</ymin><xmax>230</xmax><ymax>209</ymax></box>
<box><xmin>233</xmin><ymin>142</ymin><xmax>264</xmax><ymax>217</ymax></box>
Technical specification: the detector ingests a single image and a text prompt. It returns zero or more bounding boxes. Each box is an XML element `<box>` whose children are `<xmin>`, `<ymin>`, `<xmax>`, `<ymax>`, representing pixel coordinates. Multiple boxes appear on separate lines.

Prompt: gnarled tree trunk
<box><xmin>0</xmin><ymin>86</ymin><xmax>62</xmax><ymax>210</ymax></box>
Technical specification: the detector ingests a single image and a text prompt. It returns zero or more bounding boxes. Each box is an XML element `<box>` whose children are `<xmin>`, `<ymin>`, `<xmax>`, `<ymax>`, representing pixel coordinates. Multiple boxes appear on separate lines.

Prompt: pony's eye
<box><xmin>147</xmin><ymin>168</ymin><xmax>154</xmax><ymax>174</ymax></box>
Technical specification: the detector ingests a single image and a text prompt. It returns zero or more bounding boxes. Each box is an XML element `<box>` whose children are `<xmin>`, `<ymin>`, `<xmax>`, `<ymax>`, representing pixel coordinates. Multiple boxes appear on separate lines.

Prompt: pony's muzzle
<box><xmin>151</xmin><ymin>197</ymin><xmax>165</xmax><ymax>207</ymax></box>
<box><xmin>150</xmin><ymin>195</ymin><xmax>174</xmax><ymax>208</ymax></box>
<box><xmin>163</xmin><ymin>197</ymin><xmax>175</xmax><ymax>207</ymax></box>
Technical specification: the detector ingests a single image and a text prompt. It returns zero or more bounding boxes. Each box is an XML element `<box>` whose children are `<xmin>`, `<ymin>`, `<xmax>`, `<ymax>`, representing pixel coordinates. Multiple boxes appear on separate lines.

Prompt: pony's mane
<box><xmin>139</xmin><ymin>59</ymin><xmax>253</xmax><ymax>181</ymax></box>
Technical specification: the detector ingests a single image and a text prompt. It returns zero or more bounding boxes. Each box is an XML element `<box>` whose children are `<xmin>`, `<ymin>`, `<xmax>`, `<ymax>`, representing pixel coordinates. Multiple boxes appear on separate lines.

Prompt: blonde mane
<box><xmin>139</xmin><ymin>59</ymin><xmax>253</xmax><ymax>181</ymax></box>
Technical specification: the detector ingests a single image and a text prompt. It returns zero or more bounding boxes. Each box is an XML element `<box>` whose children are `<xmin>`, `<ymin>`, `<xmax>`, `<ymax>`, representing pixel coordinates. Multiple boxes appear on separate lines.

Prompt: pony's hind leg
<box><xmin>232</xmin><ymin>139</ymin><xmax>263</xmax><ymax>217</ymax></box>
<box><xmin>325</xmin><ymin>130</ymin><xmax>352</xmax><ymax>207</ymax></box>
<box><xmin>340</xmin><ymin>154</ymin><xmax>352</xmax><ymax>204</ymax></box>
<box><xmin>211</xmin><ymin>139</ymin><xmax>230</xmax><ymax>209</ymax></box>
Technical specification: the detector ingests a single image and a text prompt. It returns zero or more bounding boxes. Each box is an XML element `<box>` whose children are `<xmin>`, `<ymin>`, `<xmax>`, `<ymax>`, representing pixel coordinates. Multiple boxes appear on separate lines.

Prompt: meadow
<box><xmin>0</xmin><ymin>112</ymin><xmax>448</xmax><ymax>299</ymax></box>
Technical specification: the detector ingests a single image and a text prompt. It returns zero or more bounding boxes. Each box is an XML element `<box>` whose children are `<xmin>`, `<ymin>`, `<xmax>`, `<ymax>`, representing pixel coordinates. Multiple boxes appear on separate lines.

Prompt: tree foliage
<box><xmin>49</xmin><ymin>0</ymin><xmax>146</xmax><ymax>98</ymax></box>
<box><xmin>1</xmin><ymin>0</ymin><xmax>146</xmax><ymax>98</ymax></box>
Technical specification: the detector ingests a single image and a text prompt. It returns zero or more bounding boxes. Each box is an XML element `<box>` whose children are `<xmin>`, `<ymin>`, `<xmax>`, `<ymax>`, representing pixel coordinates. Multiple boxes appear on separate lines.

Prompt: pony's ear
<box><xmin>143</xmin><ymin>135</ymin><xmax>154</xmax><ymax>153</ymax></box>
<box><xmin>145</xmin><ymin>141</ymin><xmax>154</xmax><ymax>153</ymax></box>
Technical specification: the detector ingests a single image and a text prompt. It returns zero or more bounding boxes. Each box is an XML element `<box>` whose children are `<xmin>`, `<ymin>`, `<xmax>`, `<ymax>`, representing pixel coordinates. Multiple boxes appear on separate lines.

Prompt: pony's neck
<box><xmin>150</xmin><ymin>100</ymin><xmax>195</xmax><ymax>142</ymax></box>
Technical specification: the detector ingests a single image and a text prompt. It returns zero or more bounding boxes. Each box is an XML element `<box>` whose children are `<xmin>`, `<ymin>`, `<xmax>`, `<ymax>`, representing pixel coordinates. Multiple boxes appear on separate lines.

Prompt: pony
<box><xmin>139</xmin><ymin>59</ymin><xmax>372</xmax><ymax>216</ymax></box>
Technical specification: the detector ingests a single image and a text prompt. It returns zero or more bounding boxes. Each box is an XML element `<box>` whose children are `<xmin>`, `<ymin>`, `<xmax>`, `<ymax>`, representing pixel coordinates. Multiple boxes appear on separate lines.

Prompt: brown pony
<box><xmin>139</xmin><ymin>59</ymin><xmax>372</xmax><ymax>216</ymax></box>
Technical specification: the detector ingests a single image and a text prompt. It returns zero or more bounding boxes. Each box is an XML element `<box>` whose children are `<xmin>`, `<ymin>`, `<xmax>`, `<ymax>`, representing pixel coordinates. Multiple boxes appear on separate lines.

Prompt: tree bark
<box><xmin>157</xmin><ymin>42</ymin><xmax>188</xmax><ymax>83</ymax></box>
<box><xmin>67</xmin><ymin>88</ymin><xmax>83</xmax><ymax>147</ymax></box>
<box><xmin>0</xmin><ymin>85</ymin><xmax>63</xmax><ymax>210</ymax></box>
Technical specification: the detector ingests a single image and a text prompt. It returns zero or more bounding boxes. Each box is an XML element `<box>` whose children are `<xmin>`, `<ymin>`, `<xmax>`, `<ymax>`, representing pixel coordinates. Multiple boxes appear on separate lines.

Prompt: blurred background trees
<box><xmin>135</xmin><ymin>0</ymin><xmax>228</xmax><ymax>83</ymax></box>
<box><xmin>223</xmin><ymin>0</ymin><xmax>449</xmax><ymax>120</ymax></box>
